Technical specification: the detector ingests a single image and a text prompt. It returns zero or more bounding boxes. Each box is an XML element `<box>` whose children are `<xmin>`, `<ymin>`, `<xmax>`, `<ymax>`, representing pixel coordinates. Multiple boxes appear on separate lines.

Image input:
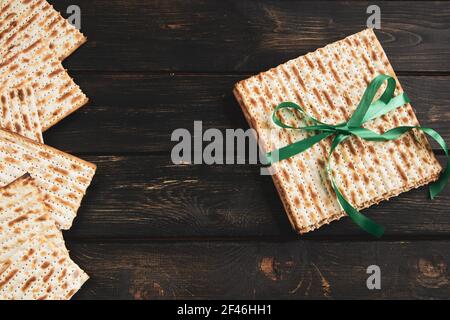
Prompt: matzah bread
<box><xmin>0</xmin><ymin>175</ymin><xmax>63</xmax><ymax>261</ymax></box>
<box><xmin>0</xmin><ymin>86</ymin><xmax>43</xmax><ymax>142</ymax></box>
<box><xmin>0</xmin><ymin>128</ymin><xmax>96</xmax><ymax>229</ymax></box>
<box><xmin>0</xmin><ymin>26</ymin><xmax>88</xmax><ymax>130</ymax></box>
<box><xmin>0</xmin><ymin>235</ymin><xmax>88</xmax><ymax>300</ymax></box>
<box><xmin>0</xmin><ymin>0</ymin><xmax>87</xmax><ymax>60</ymax></box>
<box><xmin>233</xmin><ymin>29</ymin><xmax>442</xmax><ymax>234</ymax></box>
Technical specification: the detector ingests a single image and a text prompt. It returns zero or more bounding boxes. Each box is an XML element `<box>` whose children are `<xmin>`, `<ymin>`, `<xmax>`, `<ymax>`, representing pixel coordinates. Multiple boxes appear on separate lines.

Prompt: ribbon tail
<box><xmin>328</xmin><ymin>134</ymin><xmax>385</xmax><ymax>238</ymax></box>
<box><xmin>430</xmin><ymin>163</ymin><xmax>450</xmax><ymax>200</ymax></box>
<box><xmin>332</xmin><ymin>180</ymin><xmax>385</xmax><ymax>238</ymax></box>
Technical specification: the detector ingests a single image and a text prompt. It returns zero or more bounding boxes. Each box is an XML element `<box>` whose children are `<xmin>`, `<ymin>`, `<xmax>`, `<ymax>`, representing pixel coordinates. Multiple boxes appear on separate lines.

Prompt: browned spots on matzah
<box><xmin>353</xmin><ymin>138</ymin><xmax>366</xmax><ymax>155</ymax></box>
<box><xmin>332</xmin><ymin>151</ymin><xmax>341</xmax><ymax>165</ymax></box>
<box><xmin>46</xmin><ymin>19</ymin><xmax>59</xmax><ymax>32</ymax></box>
<box><xmin>291</xmin><ymin>64</ymin><xmax>307</xmax><ymax>91</ymax></box>
<box><xmin>341</xmin><ymin>173</ymin><xmax>350</xmax><ymax>189</ymax></box>
<box><xmin>43</xmin><ymin>268</ymin><xmax>54</xmax><ymax>283</ymax></box>
<box><xmin>281</xmin><ymin>66</ymin><xmax>291</xmax><ymax>80</ymax></box>
<box><xmin>66</xmin><ymin>289</ymin><xmax>76</xmax><ymax>299</ymax></box>
<box><xmin>346</xmin><ymin>142</ymin><xmax>357</xmax><ymax>156</ymax></box>
<box><xmin>58</xmin><ymin>269</ymin><xmax>67</xmax><ymax>282</ymax></box>
<box><xmin>48</xmin><ymin>68</ymin><xmax>64</xmax><ymax>78</ymax></box>
<box><xmin>350</xmin><ymin>191</ymin><xmax>358</xmax><ymax>205</ymax></box>
<box><xmin>42</xmin><ymin>83</ymin><xmax>54</xmax><ymax>91</ymax></box>
<box><xmin>297</xmin><ymin>159</ymin><xmax>306</xmax><ymax>173</ymax></box>
<box><xmin>57</xmin><ymin>88</ymin><xmax>78</xmax><ymax>103</ymax></box>
<box><xmin>318</xmin><ymin>159</ymin><xmax>325</xmax><ymax>168</ymax></box>
<box><xmin>0</xmin><ymin>269</ymin><xmax>18</xmax><ymax>289</ymax></box>
<box><xmin>297</xmin><ymin>185</ymin><xmax>310</xmax><ymax>208</ymax></box>
<box><xmin>347</xmin><ymin>162</ymin><xmax>357</xmax><ymax>173</ymax></box>
<box><xmin>0</xmin><ymin>20</ymin><xmax>87</xmax><ymax>129</ymax></box>
<box><xmin>307</xmin><ymin>185</ymin><xmax>324</xmax><ymax>217</ymax></box>
<box><xmin>327</xmin><ymin>61</ymin><xmax>341</xmax><ymax>83</ymax></box>
<box><xmin>322</xmin><ymin>90</ymin><xmax>337</xmax><ymax>111</ymax></box>
<box><xmin>344</xmin><ymin>91</ymin><xmax>353</xmax><ymax>107</ymax></box>
<box><xmin>22</xmin><ymin>39</ymin><xmax>41</xmax><ymax>54</ymax></box>
<box><xmin>21</xmin><ymin>276</ymin><xmax>36</xmax><ymax>291</ymax></box>
<box><xmin>317</xmin><ymin>58</ymin><xmax>327</xmax><ymax>75</ymax></box>
<box><xmin>396</xmin><ymin>164</ymin><xmax>408</xmax><ymax>182</ymax></box>
<box><xmin>281</xmin><ymin>169</ymin><xmax>290</xmax><ymax>183</ymax></box>
<box><xmin>418</xmin><ymin>167</ymin><xmax>425</xmax><ymax>177</ymax></box>
<box><xmin>362</xmin><ymin>173</ymin><xmax>370</xmax><ymax>185</ymax></box>
<box><xmin>0</xmin><ymin>262</ymin><xmax>11</xmax><ymax>277</ymax></box>
<box><xmin>361</xmin><ymin>54</ymin><xmax>375</xmax><ymax>75</ymax></box>
<box><xmin>8</xmin><ymin>214</ymin><xmax>28</xmax><ymax>227</ymax></box>
<box><xmin>329</xmin><ymin>84</ymin><xmax>339</xmax><ymax>96</ymax></box>
<box><xmin>280</xmin><ymin>83</ymin><xmax>289</xmax><ymax>98</ymax></box>
<box><xmin>304</xmin><ymin>55</ymin><xmax>315</xmax><ymax>69</ymax></box>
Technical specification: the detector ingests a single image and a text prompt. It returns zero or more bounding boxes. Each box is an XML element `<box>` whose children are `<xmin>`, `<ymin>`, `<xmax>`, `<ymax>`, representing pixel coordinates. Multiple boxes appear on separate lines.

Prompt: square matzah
<box><xmin>0</xmin><ymin>0</ymin><xmax>87</xmax><ymax>60</ymax></box>
<box><xmin>0</xmin><ymin>31</ymin><xmax>88</xmax><ymax>130</ymax></box>
<box><xmin>233</xmin><ymin>29</ymin><xmax>442</xmax><ymax>234</ymax></box>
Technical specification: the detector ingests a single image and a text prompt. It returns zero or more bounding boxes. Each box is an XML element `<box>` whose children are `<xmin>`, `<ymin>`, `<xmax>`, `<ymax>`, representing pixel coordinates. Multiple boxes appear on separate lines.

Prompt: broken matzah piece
<box><xmin>0</xmin><ymin>128</ymin><xmax>96</xmax><ymax>230</ymax></box>
<box><xmin>0</xmin><ymin>33</ymin><xmax>89</xmax><ymax>130</ymax></box>
<box><xmin>0</xmin><ymin>235</ymin><xmax>89</xmax><ymax>300</ymax></box>
<box><xmin>0</xmin><ymin>86</ymin><xmax>44</xmax><ymax>143</ymax></box>
<box><xmin>0</xmin><ymin>0</ymin><xmax>87</xmax><ymax>60</ymax></box>
<box><xmin>233</xmin><ymin>28</ymin><xmax>442</xmax><ymax>234</ymax></box>
<box><xmin>0</xmin><ymin>174</ymin><xmax>64</xmax><ymax>261</ymax></box>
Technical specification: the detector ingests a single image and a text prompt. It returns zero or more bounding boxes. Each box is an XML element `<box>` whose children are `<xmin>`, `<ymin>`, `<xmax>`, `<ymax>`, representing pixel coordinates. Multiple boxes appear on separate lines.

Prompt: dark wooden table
<box><xmin>49</xmin><ymin>0</ymin><xmax>450</xmax><ymax>299</ymax></box>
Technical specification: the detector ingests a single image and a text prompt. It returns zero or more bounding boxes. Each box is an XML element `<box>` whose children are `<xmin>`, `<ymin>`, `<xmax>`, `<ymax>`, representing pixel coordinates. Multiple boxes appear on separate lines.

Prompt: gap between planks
<box><xmin>63</xmin><ymin>234</ymin><xmax>450</xmax><ymax>244</ymax></box>
<box><xmin>68</xmin><ymin>70</ymin><xmax>450</xmax><ymax>77</ymax></box>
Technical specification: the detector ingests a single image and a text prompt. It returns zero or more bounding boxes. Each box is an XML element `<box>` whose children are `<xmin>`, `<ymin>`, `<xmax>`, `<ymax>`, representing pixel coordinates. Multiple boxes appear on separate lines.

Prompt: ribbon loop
<box><xmin>267</xmin><ymin>74</ymin><xmax>449</xmax><ymax>238</ymax></box>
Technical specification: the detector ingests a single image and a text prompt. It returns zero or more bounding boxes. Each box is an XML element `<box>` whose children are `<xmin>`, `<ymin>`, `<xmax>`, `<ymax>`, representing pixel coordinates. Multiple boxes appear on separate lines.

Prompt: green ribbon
<box><xmin>266</xmin><ymin>74</ymin><xmax>449</xmax><ymax>238</ymax></box>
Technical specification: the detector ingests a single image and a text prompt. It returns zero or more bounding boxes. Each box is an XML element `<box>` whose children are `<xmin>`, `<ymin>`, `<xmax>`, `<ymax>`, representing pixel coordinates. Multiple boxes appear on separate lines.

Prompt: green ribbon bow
<box><xmin>266</xmin><ymin>74</ymin><xmax>449</xmax><ymax>238</ymax></box>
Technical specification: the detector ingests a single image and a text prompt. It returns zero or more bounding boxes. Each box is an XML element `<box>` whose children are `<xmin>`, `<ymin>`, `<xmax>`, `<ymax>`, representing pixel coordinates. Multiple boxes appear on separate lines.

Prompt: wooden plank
<box><xmin>45</xmin><ymin>74</ymin><xmax>450</xmax><ymax>153</ymax></box>
<box><xmin>67</xmin><ymin>154</ymin><xmax>449</xmax><ymax>239</ymax></box>
<box><xmin>71</xmin><ymin>240</ymin><xmax>450</xmax><ymax>299</ymax></box>
<box><xmin>52</xmin><ymin>0</ymin><xmax>450</xmax><ymax>73</ymax></box>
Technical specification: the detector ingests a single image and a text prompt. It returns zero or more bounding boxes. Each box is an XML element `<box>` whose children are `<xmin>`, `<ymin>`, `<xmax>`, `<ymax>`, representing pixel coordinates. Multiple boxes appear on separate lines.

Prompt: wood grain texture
<box><xmin>39</xmin><ymin>0</ymin><xmax>450</xmax><ymax>299</ymax></box>
<box><xmin>71</xmin><ymin>240</ymin><xmax>450</xmax><ymax>300</ymax></box>
<box><xmin>65</xmin><ymin>155</ymin><xmax>449</xmax><ymax>239</ymax></box>
<box><xmin>52</xmin><ymin>0</ymin><xmax>450</xmax><ymax>73</ymax></box>
<box><xmin>44</xmin><ymin>75</ymin><xmax>450</xmax><ymax>153</ymax></box>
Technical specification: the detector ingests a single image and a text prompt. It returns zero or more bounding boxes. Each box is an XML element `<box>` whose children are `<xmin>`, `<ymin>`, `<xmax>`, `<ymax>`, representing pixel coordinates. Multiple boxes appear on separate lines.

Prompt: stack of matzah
<box><xmin>0</xmin><ymin>0</ymin><xmax>95</xmax><ymax>300</ymax></box>
<box><xmin>234</xmin><ymin>29</ymin><xmax>442</xmax><ymax>234</ymax></box>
